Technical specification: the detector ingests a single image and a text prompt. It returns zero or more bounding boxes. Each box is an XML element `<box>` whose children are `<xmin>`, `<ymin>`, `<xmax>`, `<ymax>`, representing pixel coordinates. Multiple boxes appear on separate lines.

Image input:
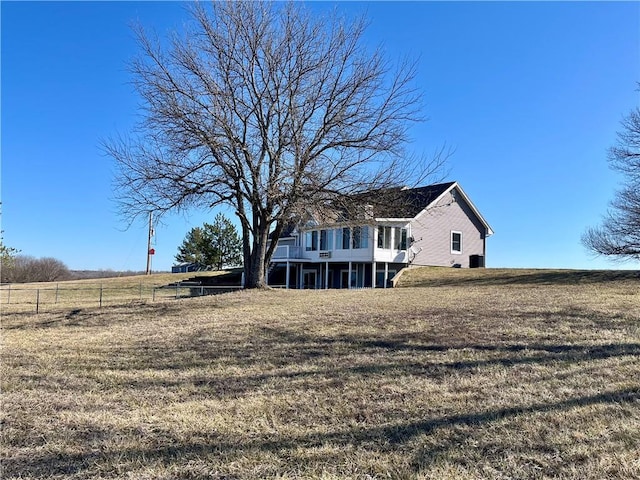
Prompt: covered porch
<box><xmin>267</xmin><ymin>261</ymin><xmax>403</xmax><ymax>289</ymax></box>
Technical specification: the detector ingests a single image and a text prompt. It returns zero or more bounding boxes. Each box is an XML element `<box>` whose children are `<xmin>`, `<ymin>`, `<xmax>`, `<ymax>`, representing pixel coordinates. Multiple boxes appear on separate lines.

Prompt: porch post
<box><xmin>384</xmin><ymin>262</ymin><xmax>389</xmax><ymax>289</ymax></box>
<box><xmin>286</xmin><ymin>261</ymin><xmax>290</xmax><ymax>289</ymax></box>
<box><xmin>325</xmin><ymin>261</ymin><xmax>329</xmax><ymax>289</ymax></box>
<box><xmin>348</xmin><ymin>261</ymin><xmax>352</xmax><ymax>290</ymax></box>
<box><xmin>299</xmin><ymin>263</ymin><xmax>303</xmax><ymax>289</ymax></box>
<box><xmin>372</xmin><ymin>262</ymin><xmax>376</xmax><ymax>288</ymax></box>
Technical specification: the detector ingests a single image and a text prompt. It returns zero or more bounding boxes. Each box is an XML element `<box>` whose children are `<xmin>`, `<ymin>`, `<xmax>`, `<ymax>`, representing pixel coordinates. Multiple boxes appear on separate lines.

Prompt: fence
<box><xmin>0</xmin><ymin>282</ymin><xmax>243</xmax><ymax>314</ymax></box>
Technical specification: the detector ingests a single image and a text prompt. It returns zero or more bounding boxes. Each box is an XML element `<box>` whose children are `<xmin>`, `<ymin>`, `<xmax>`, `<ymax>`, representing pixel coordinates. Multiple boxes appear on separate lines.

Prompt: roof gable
<box><xmin>412</xmin><ymin>182</ymin><xmax>493</xmax><ymax>236</ymax></box>
<box><xmin>383</xmin><ymin>182</ymin><xmax>456</xmax><ymax>218</ymax></box>
<box><xmin>269</xmin><ymin>181</ymin><xmax>493</xmax><ymax>237</ymax></box>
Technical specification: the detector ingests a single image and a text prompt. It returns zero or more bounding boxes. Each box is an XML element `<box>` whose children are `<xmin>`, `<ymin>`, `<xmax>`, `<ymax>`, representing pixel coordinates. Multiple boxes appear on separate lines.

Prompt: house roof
<box><xmin>368</xmin><ymin>181</ymin><xmax>493</xmax><ymax>236</ymax></box>
<box><xmin>372</xmin><ymin>181</ymin><xmax>456</xmax><ymax>218</ymax></box>
<box><xmin>269</xmin><ymin>181</ymin><xmax>493</xmax><ymax>238</ymax></box>
<box><xmin>268</xmin><ymin>221</ymin><xmax>297</xmax><ymax>240</ymax></box>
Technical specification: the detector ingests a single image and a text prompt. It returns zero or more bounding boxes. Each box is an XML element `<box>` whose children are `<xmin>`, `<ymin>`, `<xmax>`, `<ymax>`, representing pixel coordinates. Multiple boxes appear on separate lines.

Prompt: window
<box><xmin>377</xmin><ymin>226</ymin><xmax>391</xmax><ymax>249</ymax></box>
<box><xmin>395</xmin><ymin>227</ymin><xmax>407</xmax><ymax>250</ymax></box>
<box><xmin>451</xmin><ymin>231</ymin><xmax>462</xmax><ymax>254</ymax></box>
<box><xmin>376</xmin><ymin>270</ymin><xmax>397</xmax><ymax>288</ymax></box>
<box><xmin>305</xmin><ymin>230</ymin><xmax>318</xmax><ymax>251</ymax></box>
<box><xmin>352</xmin><ymin>226</ymin><xmax>368</xmax><ymax>249</ymax></box>
<box><xmin>339</xmin><ymin>227</ymin><xmax>351</xmax><ymax>250</ymax></box>
<box><xmin>320</xmin><ymin>229</ymin><xmax>333</xmax><ymax>250</ymax></box>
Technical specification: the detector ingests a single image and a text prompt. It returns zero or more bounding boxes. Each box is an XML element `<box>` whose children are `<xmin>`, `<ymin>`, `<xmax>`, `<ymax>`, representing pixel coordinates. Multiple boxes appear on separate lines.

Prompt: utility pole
<box><xmin>146</xmin><ymin>211</ymin><xmax>154</xmax><ymax>275</ymax></box>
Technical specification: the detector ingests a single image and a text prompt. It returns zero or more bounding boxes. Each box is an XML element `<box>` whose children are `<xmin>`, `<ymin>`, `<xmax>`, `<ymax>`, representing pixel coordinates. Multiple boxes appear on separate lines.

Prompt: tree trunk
<box><xmin>244</xmin><ymin>221</ymin><xmax>270</xmax><ymax>289</ymax></box>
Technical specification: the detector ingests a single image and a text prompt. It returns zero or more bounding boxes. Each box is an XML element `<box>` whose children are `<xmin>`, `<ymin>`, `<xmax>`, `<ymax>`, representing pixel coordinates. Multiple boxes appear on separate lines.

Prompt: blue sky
<box><xmin>2</xmin><ymin>1</ymin><xmax>639</xmax><ymax>272</ymax></box>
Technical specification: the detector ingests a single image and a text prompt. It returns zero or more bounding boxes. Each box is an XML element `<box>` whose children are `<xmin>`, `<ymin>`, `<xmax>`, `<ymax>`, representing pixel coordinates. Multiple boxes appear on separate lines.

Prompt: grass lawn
<box><xmin>1</xmin><ymin>268</ymin><xmax>639</xmax><ymax>479</ymax></box>
<box><xmin>0</xmin><ymin>271</ymin><xmax>233</xmax><ymax>313</ymax></box>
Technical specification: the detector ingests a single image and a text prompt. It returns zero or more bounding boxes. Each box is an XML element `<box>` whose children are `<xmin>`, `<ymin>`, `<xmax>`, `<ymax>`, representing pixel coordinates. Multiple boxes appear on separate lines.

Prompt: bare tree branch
<box><xmin>107</xmin><ymin>1</ymin><xmax>444</xmax><ymax>287</ymax></box>
<box><xmin>583</xmin><ymin>94</ymin><xmax>640</xmax><ymax>262</ymax></box>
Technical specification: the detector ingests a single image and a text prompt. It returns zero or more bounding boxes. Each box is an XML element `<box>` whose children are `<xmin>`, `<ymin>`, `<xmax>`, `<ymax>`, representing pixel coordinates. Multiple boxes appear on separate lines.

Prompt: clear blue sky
<box><xmin>2</xmin><ymin>1</ymin><xmax>639</xmax><ymax>272</ymax></box>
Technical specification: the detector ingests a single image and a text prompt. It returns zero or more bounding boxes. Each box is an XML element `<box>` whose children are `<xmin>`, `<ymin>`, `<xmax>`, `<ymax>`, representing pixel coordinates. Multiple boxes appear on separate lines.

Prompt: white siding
<box><xmin>410</xmin><ymin>188</ymin><xmax>487</xmax><ymax>268</ymax></box>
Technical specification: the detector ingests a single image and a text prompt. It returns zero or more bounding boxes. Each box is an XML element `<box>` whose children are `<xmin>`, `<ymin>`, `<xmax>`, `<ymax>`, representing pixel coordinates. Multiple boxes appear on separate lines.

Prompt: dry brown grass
<box><xmin>2</xmin><ymin>267</ymin><xmax>639</xmax><ymax>479</ymax></box>
<box><xmin>0</xmin><ymin>271</ymin><xmax>229</xmax><ymax>313</ymax></box>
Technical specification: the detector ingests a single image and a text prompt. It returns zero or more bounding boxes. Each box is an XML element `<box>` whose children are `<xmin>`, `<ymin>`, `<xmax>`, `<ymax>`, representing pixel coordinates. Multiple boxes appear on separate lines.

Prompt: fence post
<box><xmin>152</xmin><ymin>287</ymin><xmax>156</xmax><ymax>302</ymax></box>
<box><xmin>36</xmin><ymin>289</ymin><xmax>40</xmax><ymax>314</ymax></box>
<box><xmin>55</xmin><ymin>283</ymin><xmax>59</xmax><ymax>304</ymax></box>
<box><xmin>200</xmin><ymin>285</ymin><xmax>204</xmax><ymax>297</ymax></box>
<box><xmin>99</xmin><ymin>284</ymin><xmax>103</xmax><ymax>308</ymax></box>
<box><xmin>7</xmin><ymin>285</ymin><xmax>10</xmax><ymax>304</ymax></box>
<box><xmin>139</xmin><ymin>282</ymin><xmax>143</xmax><ymax>301</ymax></box>
<box><xmin>175</xmin><ymin>283</ymin><xmax>179</xmax><ymax>299</ymax></box>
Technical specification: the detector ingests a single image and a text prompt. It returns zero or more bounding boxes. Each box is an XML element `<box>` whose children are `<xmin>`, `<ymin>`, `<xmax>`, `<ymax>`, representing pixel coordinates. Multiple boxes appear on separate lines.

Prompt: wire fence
<box><xmin>0</xmin><ymin>283</ymin><xmax>243</xmax><ymax>314</ymax></box>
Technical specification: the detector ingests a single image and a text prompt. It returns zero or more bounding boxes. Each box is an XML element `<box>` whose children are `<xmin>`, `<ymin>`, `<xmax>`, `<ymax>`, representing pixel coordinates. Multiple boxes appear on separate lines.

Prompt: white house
<box><xmin>268</xmin><ymin>181</ymin><xmax>493</xmax><ymax>289</ymax></box>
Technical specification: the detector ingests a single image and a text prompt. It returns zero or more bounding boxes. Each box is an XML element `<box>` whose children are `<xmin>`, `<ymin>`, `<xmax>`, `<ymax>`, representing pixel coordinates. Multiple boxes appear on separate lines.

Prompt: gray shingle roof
<box><xmin>269</xmin><ymin>181</ymin><xmax>458</xmax><ymax>238</ymax></box>
<box><xmin>372</xmin><ymin>181</ymin><xmax>456</xmax><ymax>218</ymax></box>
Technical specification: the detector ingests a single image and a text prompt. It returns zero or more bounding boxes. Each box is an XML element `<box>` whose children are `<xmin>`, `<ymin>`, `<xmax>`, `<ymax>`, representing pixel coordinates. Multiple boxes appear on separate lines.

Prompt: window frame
<box><xmin>395</xmin><ymin>227</ymin><xmax>407</xmax><ymax>250</ymax></box>
<box><xmin>377</xmin><ymin>226</ymin><xmax>391</xmax><ymax>249</ymax></box>
<box><xmin>305</xmin><ymin>230</ymin><xmax>319</xmax><ymax>251</ymax></box>
<box><xmin>319</xmin><ymin>229</ymin><xmax>333</xmax><ymax>251</ymax></box>
<box><xmin>451</xmin><ymin>230</ymin><xmax>462</xmax><ymax>254</ymax></box>
<box><xmin>340</xmin><ymin>227</ymin><xmax>351</xmax><ymax>250</ymax></box>
<box><xmin>352</xmin><ymin>226</ymin><xmax>368</xmax><ymax>249</ymax></box>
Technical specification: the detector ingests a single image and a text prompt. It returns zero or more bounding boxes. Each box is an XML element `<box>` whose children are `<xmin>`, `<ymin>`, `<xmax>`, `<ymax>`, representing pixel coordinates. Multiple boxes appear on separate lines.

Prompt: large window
<box><xmin>451</xmin><ymin>231</ymin><xmax>462</xmax><ymax>254</ymax></box>
<box><xmin>395</xmin><ymin>227</ymin><xmax>407</xmax><ymax>250</ymax></box>
<box><xmin>352</xmin><ymin>226</ymin><xmax>368</xmax><ymax>249</ymax></box>
<box><xmin>377</xmin><ymin>226</ymin><xmax>391</xmax><ymax>249</ymax></box>
<box><xmin>338</xmin><ymin>227</ymin><xmax>351</xmax><ymax>250</ymax></box>
<box><xmin>319</xmin><ymin>229</ymin><xmax>333</xmax><ymax>251</ymax></box>
<box><xmin>305</xmin><ymin>230</ymin><xmax>318</xmax><ymax>251</ymax></box>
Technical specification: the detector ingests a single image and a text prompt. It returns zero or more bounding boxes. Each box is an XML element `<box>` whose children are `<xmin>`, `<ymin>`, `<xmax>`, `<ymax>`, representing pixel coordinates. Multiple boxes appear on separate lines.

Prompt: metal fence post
<box><xmin>36</xmin><ymin>289</ymin><xmax>40</xmax><ymax>314</ymax></box>
<box><xmin>175</xmin><ymin>284</ymin><xmax>179</xmax><ymax>299</ymax></box>
<box><xmin>55</xmin><ymin>283</ymin><xmax>59</xmax><ymax>304</ymax></box>
<box><xmin>139</xmin><ymin>282</ymin><xmax>143</xmax><ymax>301</ymax></box>
<box><xmin>99</xmin><ymin>284</ymin><xmax>103</xmax><ymax>308</ymax></box>
<box><xmin>152</xmin><ymin>287</ymin><xmax>156</xmax><ymax>302</ymax></box>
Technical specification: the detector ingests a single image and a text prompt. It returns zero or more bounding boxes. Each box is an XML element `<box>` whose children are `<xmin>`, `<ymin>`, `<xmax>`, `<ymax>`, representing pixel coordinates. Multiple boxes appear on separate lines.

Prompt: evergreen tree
<box><xmin>175</xmin><ymin>213</ymin><xmax>242</xmax><ymax>269</ymax></box>
<box><xmin>206</xmin><ymin>213</ymin><xmax>243</xmax><ymax>270</ymax></box>
<box><xmin>175</xmin><ymin>226</ymin><xmax>211</xmax><ymax>265</ymax></box>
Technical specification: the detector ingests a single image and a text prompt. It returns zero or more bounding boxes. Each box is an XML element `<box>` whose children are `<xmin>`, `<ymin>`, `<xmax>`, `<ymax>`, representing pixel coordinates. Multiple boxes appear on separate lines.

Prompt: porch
<box><xmin>267</xmin><ymin>261</ymin><xmax>404</xmax><ymax>289</ymax></box>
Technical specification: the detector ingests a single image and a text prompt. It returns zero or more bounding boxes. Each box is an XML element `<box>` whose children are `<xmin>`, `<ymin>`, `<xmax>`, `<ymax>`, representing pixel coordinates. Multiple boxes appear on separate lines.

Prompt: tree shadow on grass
<box><xmin>2</xmin><ymin>302</ymin><xmax>183</xmax><ymax>330</ymax></box>
<box><xmin>87</xmin><ymin>318</ymin><xmax>640</xmax><ymax>400</ymax></box>
<box><xmin>49</xmin><ymin>304</ymin><xmax>636</xmax><ymax>398</ymax></box>
<box><xmin>4</xmin><ymin>313</ymin><xmax>640</xmax><ymax>477</ymax></box>
<box><xmin>3</xmin><ymin>386</ymin><xmax>638</xmax><ymax>479</ymax></box>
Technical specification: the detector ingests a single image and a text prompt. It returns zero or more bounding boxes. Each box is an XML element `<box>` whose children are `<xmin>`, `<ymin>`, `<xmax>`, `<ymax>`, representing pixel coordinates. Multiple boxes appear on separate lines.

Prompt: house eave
<box><xmin>415</xmin><ymin>181</ymin><xmax>494</xmax><ymax>236</ymax></box>
<box><xmin>374</xmin><ymin>218</ymin><xmax>413</xmax><ymax>223</ymax></box>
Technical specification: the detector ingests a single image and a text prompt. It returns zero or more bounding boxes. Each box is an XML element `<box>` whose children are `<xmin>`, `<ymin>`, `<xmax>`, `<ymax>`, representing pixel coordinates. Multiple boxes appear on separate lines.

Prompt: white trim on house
<box><xmin>267</xmin><ymin>181</ymin><xmax>492</xmax><ymax>288</ymax></box>
<box><xmin>373</xmin><ymin>217</ymin><xmax>413</xmax><ymax>222</ymax></box>
<box><xmin>414</xmin><ymin>182</ymin><xmax>494</xmax><ymax>236</ymax></box>
<box><xmin>451</xmin><ymin>230</ymin><xmax>463</xmax><ymax>254</ymax></box>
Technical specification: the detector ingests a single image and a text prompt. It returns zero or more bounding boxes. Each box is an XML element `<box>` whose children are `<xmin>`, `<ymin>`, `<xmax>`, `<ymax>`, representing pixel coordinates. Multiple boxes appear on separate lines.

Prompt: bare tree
<box><xmin>107</xmin><ymin>1</ymin><xmax>444</xmax><ymax>288</ymax></box>
<box><xmin>583</xmin><ymin>104</ymin><xmax>640</xmax><ymax>261</ymax></box>
<box><xmin>4</xmin><ymin>255</ymin><xmax>71</xmax><ymax>283</ymax></box>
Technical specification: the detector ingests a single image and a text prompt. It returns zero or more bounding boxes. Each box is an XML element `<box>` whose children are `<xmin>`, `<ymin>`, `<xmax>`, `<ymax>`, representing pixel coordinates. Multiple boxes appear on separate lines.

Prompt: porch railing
<box><xmin>272</xmin><ymin>245</ymin><xmax>303</xmax><ymax>259</ymax></box>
